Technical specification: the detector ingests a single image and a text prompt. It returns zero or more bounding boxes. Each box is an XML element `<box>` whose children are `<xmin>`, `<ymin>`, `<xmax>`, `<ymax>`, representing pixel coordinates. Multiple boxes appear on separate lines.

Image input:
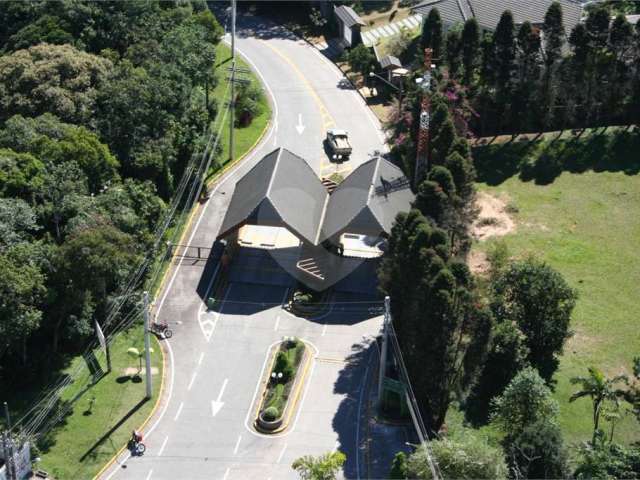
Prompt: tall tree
<box><xmin>379</xmin><ymin>210</ymin><xmax>492</xmax><ymax>432</ymax></box>
<box><xmin>461</xmin><ymin>19</ymin><xmax>480</xmax><ymax>85</ymax></box>
<box><xmin>421</xmin><ymin>9</ymin><xmax>443</xmax><ymax>60</ymax></box>
<box><xmin>491</xmin><ymin>258</ymin><xmax>577</xmax><ymax>382</ymax></box>
<box><xmin>514</xmin><ymin>21</ymin><xmax>542</xmax><ymax>132</ymax></box>
<box><xmin>292</xmin><ymin>451</ymin><xmax>346</xmax><ymax>480</ymax></box>
<box><xmin>570</xmin><ymin>367</ymin><xmax>628</xmax><ymax>444</ymax></box>
<box><xmin>541</xmin><ymin>2</ymin><xmax>566</xmax><ymax>130</ymax></box>
<box><xmin>445</xmin><ymin>28</ymin><xmax>462</xmax><ymax>78</ymax></box>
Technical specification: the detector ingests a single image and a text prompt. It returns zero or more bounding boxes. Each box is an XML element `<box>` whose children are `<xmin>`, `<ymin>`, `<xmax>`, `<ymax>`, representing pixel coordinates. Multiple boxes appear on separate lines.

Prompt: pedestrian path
<box><xmin>361</xmin><ymin>14</ymin><xmax>422</xmax><ymax>46</ymax></box>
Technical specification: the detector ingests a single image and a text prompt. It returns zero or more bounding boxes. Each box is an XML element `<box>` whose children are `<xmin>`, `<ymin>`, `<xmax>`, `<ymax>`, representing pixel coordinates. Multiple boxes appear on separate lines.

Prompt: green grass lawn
<box><xmin>209</xmin><ymin>42</ymin><xmax>271</xmax><ymax>177</ymax></box>
<box><xmin>36</xmin><ymin>327</ymin><xmax>162</xmax><ymax>479</ymax></box>
<box><xmin>473</xmin><ymin>131</ymin><xmax>640</xmax><ymax>447</ymax></box>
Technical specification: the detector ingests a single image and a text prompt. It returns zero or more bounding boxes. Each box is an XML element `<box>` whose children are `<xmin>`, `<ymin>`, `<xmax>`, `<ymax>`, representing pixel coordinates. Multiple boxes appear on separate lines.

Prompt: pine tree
<box><xmin>514</xmin><ymin>21</ymin><xmax>542</xmax><ymax>132</ymax></box>
<box><xmin>461</xmin><ymin>19</ymin><xmax>480</xmax><ymax>85</ymax></box>
<box><xmin>445</xmin><ymin>28</ymin><xmax>462</xmax><ymax>78</ymax></box>
<box><xmin>541</xmin><ymin>2</ymin><xmax>565</xmax><ymax>130</ymax></box>
<box><xmin>421</xmin><ymin>8</ymin><xmax>443</xmax><ymax>60</ymax></box>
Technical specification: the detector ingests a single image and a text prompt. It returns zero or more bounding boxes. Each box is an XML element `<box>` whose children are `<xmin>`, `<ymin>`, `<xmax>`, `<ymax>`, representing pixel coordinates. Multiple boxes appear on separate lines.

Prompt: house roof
<box><xmin>379</xmin><ymin>55</ymin><xmax>402</xmax><ymax>70</ymax></box>
<box><xmin>218</xmin><ymin>148</ymin><xmax>414</xmax><ymax>245</ymax></box>
<box><xmin>218</xmin><ymin>148</ymin><xmax>329</xmax><ymax>245</ymax></box>
<box><xmin>334</xmin><ymin>5</ymin><xmax>366</xmax><ymax>28</ymax></box>
<box><xmin>320</xmin><ymin>157</ymin><xmax>413</xmax><ymax>242</ymax></box>
<box><xmin>412</xmin><ymin>0</ymin><xmax>583</xmax><ymax>32</ymax></box>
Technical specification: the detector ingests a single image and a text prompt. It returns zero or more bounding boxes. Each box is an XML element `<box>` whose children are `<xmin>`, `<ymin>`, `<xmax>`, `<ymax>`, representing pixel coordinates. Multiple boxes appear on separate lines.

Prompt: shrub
<box><xmin>274</xmin><ymin>351</ymin><xmax>294</xmax><ymax>383</ymax></box>
<box><xmin>262</xmin><ymin>406</ymin><xmax>279</xmax><ymax>421</ymax></box>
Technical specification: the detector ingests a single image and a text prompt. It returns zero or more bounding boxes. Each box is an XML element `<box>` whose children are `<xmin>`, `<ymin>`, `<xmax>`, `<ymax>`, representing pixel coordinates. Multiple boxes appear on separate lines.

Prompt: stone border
<box><xmin>253</xmin><ymin>340</ymin><xmax>313</xmax><ymax>434</ymax></box>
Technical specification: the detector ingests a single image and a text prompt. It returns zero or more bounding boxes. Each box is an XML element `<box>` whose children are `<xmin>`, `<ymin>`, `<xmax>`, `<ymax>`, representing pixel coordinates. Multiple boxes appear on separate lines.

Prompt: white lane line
<box><xmin>321</xmin><ymin>323</ymin><xmax>328</xmax><ymax>336</ymax></box>
<box><xmin>198</xmin><ymin>351</ymin><xmax>205</xmax><ymax>366</ymax></box>
<box><xmin>233</xmin><ymin>435</ymin><xmax>242</xmax><ymax>455</ymax></box>
<box><xmin>158</xmin><ymin>435</ymin><xmax>169</xmax><ymax>456</ymax></box>
<box><xmin>145</xmin><ymin>470</ymin><xmax>153</xmax><ymax>480</ymax></box>
<box><xmin>223</xmin><ymin>468</ymin><xmax>231</xmax><ymax>480</ymax></box>
<box><xmin>188</xmin><ymin>371</ymin><xmax>197</xmax><ymax>391</ymax></box>
<box><xmin>274</xmin><ymin>315</ymin><xmax>280</xmax><ymax>331</ymax></box>
<box><xmin>174</xmin><ymin>402</ymin><xmax>184</xmax><ymax>421</ymax></box>
<box><xmin>276</xmin><ymin>443</ymin><xmax>288</xmax><ymax>464</ymax></box>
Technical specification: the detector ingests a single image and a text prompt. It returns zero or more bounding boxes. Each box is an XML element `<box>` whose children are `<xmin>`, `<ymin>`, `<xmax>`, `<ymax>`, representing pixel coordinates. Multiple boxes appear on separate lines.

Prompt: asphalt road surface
<box><xmin>103</xmin><ymin>11</ymin><xmax>389</xmax><ymax>480</ymax></box>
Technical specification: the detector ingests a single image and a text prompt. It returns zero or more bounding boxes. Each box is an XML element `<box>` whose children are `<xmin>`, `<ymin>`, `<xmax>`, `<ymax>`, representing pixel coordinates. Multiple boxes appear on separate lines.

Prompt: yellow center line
<box><xmin>261</xmin><ymin>41</ymin><xmax>335</xmax><ymax>172</ymax></box>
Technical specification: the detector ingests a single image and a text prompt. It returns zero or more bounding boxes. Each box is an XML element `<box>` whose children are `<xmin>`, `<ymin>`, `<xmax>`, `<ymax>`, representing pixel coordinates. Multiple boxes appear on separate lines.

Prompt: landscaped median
<box><xmin>254</xmin><ymin>337</ymin><xmax>313</xmax><ymax>433</ymax></box>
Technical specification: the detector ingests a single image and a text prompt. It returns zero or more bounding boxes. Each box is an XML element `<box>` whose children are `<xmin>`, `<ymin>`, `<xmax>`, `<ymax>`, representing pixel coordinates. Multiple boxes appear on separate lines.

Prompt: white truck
<box><xmin>325</xmin><ymin>128</ymin><xmax>352</xmax><ymax>160</ymax></box>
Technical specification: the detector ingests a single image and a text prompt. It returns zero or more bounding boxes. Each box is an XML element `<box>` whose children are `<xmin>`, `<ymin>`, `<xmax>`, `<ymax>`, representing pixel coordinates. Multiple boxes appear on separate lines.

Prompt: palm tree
<box><xmin>292</xmin><ymin>451</ymin><xmax>346</xmax><ymax>480</ymax></box>
<box><xmin>570</xmin><ymin>367</ymin><xmax>628</xmax><ymax>444</ymax></box>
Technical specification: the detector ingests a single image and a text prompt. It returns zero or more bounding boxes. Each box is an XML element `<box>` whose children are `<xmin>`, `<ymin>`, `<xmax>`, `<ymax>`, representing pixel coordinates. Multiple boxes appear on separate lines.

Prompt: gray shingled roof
<box><xmin>320</xmin><ymin>157</ymin><xmax>414</xmax><ymax>242</ymax></box>
<box><xmin>218</xmin><ymin>148</ymin><xmax>329</xmax><ymax>245</ymax></box>
<box><xmin>218</xmin><ymin>150</ymin><xmax>414</xmax><ymax>246</ymax></box>
<box><xmin>334</xmin><ymin>5</ymin><xmax>366</xmax><ymax>28</ymax></box>
<box><xmin>413</xmin><ymin>0</ymin><xmax>582</xmax><ymax>32</ymax></box>
<box><xmin>380</xmin><ymin>55</ymin><xmax>402</xmax><ymax>70</ymax></box>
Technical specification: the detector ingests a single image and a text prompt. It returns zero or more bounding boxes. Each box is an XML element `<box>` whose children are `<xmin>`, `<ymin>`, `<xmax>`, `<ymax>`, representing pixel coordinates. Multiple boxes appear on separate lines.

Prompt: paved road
<box><xmin>103</xmin><ymin>11</ymin><xmax>389</xmax><ymax>480</ymax></box>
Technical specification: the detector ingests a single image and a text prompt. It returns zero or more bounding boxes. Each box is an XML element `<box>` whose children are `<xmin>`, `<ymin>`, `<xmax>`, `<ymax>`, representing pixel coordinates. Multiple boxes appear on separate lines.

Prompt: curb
<box><xmin>92</xmin><ymin>335</ymin><xmax>167</xmax><ymax>480</ymax></box>
<box><xmin>252</xmin><ymin>340</ymin><xmax>315</xmax><ymax>435</ymax></box>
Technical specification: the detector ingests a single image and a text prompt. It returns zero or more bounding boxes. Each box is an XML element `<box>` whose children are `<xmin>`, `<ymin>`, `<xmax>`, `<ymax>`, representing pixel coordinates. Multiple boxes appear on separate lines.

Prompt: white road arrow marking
<box><xmin>211</xmin><ymin>378</ymin><xmax>228</xmax><ymax>417</ymax></box>
<box><xmin>295</xmin><ymin>114</ymin><xmax>305</xmax><ymax>135</ymax></box>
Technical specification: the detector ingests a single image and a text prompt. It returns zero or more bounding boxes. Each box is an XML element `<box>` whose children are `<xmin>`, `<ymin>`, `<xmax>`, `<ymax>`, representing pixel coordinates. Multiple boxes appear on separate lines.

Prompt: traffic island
<box><xmin>254</xmin><ymin>337</ymin><xmax>312</xmax><ymax>434</ymax></box>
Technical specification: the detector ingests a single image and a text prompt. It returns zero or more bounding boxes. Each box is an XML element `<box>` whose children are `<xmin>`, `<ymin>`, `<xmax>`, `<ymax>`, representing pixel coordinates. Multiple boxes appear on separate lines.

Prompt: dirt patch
<box><xmin>472</xmin><ymin>192</ymin><xmax>516</xmax><ymax>241</ymax></box>
<box><xmin>468</xmin><ymin>250</ymin><xmax>489</xmax><ymax>275</ymax></box>
<box><xmin>123</xmin><ymin>367</ymin><xmax>159</xmax><ymax>376</ymax></box>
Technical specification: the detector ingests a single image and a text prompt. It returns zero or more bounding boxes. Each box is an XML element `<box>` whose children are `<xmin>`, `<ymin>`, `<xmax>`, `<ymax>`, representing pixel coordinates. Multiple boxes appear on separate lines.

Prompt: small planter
<box><xmin>254</xmin><ymin>337</ymin><xmax>311</xmax><ymax>434</ymax></box>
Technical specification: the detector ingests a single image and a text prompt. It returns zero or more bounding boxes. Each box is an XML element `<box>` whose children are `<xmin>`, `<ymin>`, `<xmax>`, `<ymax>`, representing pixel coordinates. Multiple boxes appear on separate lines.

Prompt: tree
<box><xmin>292</xmin><ymin>451</ymin><xmax>346</xmax><ymax>480</ymax></box>
<box><xmin>491</xmin><ymin>258</ymin><xmax>577</xmax><ymax>382</ymax></box>
<box><xmin>493</xmin><ymin>10</ymin><xmax>517</xmax><ymax>96</ymax></box>
<box><xmin>379</xmin><ymin>210</ymin><xmax>492</xmax><ymax>432</ymax></box>
<box><xmin>445</xmin><ymin>28</ymin><xmax>462</xmax><ymax>78</ymax></box>
<box><xmin>574</xmin><ymin>442</ymin><xmax>640</xmax><ymax>479</ymax></box>
<box><xmin>491</xmin><ymin>367</ymin><xmax>559</xmax><ymax>435</ymax></box>
<box><xmin>346</xmin><ymin>44</ymin><xmax>375</xmax><ymax>76</ymax></box>
<box><xmin>421</xmin><ymin>9</ymin><xmax>443</xmax><ymax>60</ymax></box>
<box><xmin>570</xmin><ymin>367</ymin><xmax>628</xmax><ymax>444</ymax></box>
<box><xmin>541</xmin><ymin>2</ymin><xmax>566</xmax><ymax>129</ymax></box>
<box><xmin>389</xmin><ymin>451</ymin><xmax>408</xmax><ymax>479</ymax></box>
<box><xmin>0</xmin><ymin>149</ymin><xmax>45</xmax><ymax>201</ymax></box>
<box><xmin>461</xmin><ymin>19</ymin><xmax>480</xmax><ymax>85</ymax></box>
<box><xmin>464</xmin><ymin>319</ymin><xmax>530</xmax><ymax>425</ymax></box>
<box><xmin>514</xmin><ymin>21</ymin><xmax>542</xmax><ymax>132</ymax></box>
<box><xmin>0</xmin><ymin>199</ymin><xmax>39</xmax><ymax>250</ymax></box>
<box><xmin>0</xmin><ymin>43</ymin><xmax>112</xmax><ymax>125</ymax></box>
<box><xmin>504</xmin><ymin>419</ymin><xmax>570</xmax><ymax>479</ymax></box>
<box><xmin>406</xmin><ymin>428</ymin><xmax>507</xmax><ymax>479</ymax></box>
<box><xmin>626</xmin><ymin>357</ymin><xmax>640</xmax><ymax>424</ymax></box>
<box><xmin>235</xmin><ymin>82</ymin><xmax>265</xmax><ymax>127</ymax></box>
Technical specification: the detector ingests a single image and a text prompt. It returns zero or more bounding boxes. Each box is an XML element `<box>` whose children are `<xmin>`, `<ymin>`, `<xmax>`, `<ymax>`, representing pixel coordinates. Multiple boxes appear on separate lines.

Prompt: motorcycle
<box><xmin>150</xmin><ymin>321</ymin><xmax>173</xmax><ymax>339</ymax></box>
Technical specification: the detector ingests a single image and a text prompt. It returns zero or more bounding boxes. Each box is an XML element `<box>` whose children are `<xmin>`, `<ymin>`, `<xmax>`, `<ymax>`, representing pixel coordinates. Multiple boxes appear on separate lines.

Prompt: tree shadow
<box><xmin>475</xmin><ymin>130</ymin><xmax>640</xmax><ymax>186</ymax></box>
<box><xmin>332</xmin><ymin>340</ymin><xmax>377</xmax><ymax>479</ymax></box>
<box><xmin>78</xmin><ymin>398</ymin><xmax>148</xmax><ymax>462</ymax></box>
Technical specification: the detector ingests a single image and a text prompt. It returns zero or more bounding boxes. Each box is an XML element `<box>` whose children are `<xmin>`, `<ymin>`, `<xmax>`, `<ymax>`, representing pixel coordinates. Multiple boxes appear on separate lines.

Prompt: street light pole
<box><xmin>377</xmin><ymin>296</ymin><xmax>391</xmax><ymax>404</ymax></box>
<box><xmin>143</xmin><ymin>291</ymin><xmax>153</xmax><ymax>400</ymax></box>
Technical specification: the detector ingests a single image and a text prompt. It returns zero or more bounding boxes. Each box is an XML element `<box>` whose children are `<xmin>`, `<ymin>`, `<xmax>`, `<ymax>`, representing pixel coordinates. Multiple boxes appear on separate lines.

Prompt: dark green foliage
<box><xmin>461</xmin><ymin>19</ymin><xmax>480</xmax><ymax>85</ymax></box>
<box><xmin>445</xmin><ymin>28</ymin><xmax>462</xmax><ymax>78</ymax></box>
<box><xmin>274</xmin><ymin>350</ymin><xmax>294</xmax><ymax>383</ymax></box>
<box><xmin>389</xmin><ymin>451</ymin><xmax>408</xmax><ymax>479</ymax></box>
<box><xmin>421</xmin><ymin>9</ymin><xmax>443</xmax><ymax>59</ymax></box>
<box><xmin>574</xmin><ymin>442</ymin><xmax>640</xmax><ymax>479</ymax></box>
<box><xmin>346</xmin><ymin>43</ymin><xmax>376</xmax><ymax>75</ymax></box>
<box><xmin>504</xmin><ymin>419</ymin><xmax>570</xmax><ymax>479</ymax></box>
<box><xmin>491</xmin><ymin>258</ymin><xmax>577</xmax><ymax>382</ymax></box>
<box><xmin>378</xmin><ymin>210</ymin><xmax>492</xmax><ymax>432</ymax></box>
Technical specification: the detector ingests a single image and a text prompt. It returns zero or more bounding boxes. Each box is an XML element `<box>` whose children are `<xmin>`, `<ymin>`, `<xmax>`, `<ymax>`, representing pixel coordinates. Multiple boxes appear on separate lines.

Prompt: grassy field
<box><xmin>36</xmin><ymin>327</ymin><xmax>162</xmax><ymax>479</ymax></box>
<box><xmin>209</xmin><ymin>42</ymin><xmax>271</xmax><ymax>177</ymax></box>
<box><xmin>472</xmin><ymin>131</ymin><xmax>640</xmax><ymax>446</ymax></box>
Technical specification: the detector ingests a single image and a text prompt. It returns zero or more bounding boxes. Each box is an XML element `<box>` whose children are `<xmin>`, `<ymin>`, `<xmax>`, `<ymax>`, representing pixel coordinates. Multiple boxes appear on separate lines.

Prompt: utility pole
<box><xmin>229</xmin><ymin>0</ymin><xmax>236</xmax><ymax>163</ymax></box>
<box><xmin>143</xmin><ymin>291</ymin><xmax>153</xmax><ymax>400</ymax></box>
<box><xmin>377</xmin><ymin>296</ymin><xmax>391</xmax><ymax>404</ymax></box>
<box><xmin>414</xmin><ymin>48</ymin><xmax>434</xmax><ymax>188</ymax></box>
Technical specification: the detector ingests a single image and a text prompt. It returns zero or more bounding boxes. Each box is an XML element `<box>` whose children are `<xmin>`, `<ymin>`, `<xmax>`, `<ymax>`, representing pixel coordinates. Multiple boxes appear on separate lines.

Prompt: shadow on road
<box><xmin>332</xmin><ymin>340</ymin><xmax>377</xmax><ymax>479</ymax></box>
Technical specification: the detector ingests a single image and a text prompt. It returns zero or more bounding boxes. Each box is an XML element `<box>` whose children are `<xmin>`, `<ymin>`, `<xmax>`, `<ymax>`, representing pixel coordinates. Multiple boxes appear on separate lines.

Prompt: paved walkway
<box><xmin>361</xmin><ymin>14</ymin><xmax>422</xmax><ymax>46</ymax></box>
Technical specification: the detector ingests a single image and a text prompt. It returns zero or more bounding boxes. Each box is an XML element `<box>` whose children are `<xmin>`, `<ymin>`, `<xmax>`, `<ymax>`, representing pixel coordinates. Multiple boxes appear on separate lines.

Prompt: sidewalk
<box><xmin>361</xmin><ymin>14</ymin><xmax>422</xmax><ymax>46</ymax></box>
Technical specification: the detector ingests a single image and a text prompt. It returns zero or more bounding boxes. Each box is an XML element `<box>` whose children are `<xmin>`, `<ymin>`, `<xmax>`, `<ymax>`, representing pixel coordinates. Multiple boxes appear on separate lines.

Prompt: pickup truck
<box><xmin>325</xmin><ymin>128</ymin><xmax>352</xmax><ymax>160</ymax></box>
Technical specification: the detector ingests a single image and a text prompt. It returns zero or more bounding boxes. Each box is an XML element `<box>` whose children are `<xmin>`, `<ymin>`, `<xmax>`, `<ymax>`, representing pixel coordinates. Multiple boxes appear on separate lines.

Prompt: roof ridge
<box><xmin>265</xmin><ymin>147</ymin><xmax>283</xmax><ymax>197</ymax></box>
